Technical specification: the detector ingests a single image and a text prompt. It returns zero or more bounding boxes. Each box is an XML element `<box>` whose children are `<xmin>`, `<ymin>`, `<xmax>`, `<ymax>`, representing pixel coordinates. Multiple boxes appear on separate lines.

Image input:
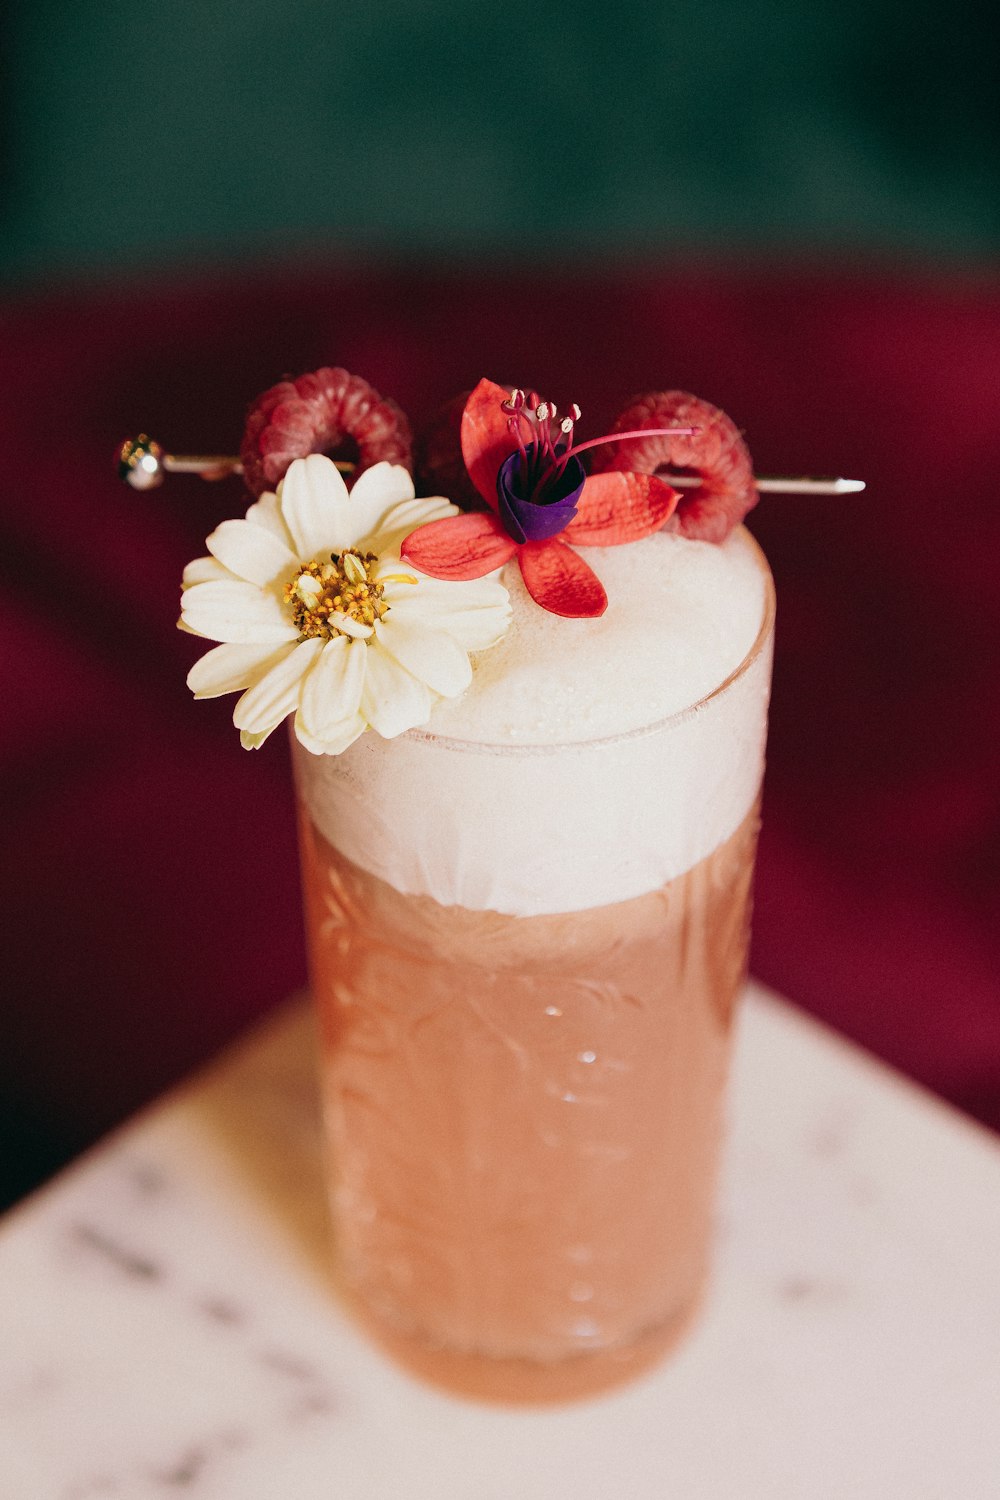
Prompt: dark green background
<box><xmin>3</xmin><ymin>0</ymin><xmax>998</xmax><ymax>283</ymax></box>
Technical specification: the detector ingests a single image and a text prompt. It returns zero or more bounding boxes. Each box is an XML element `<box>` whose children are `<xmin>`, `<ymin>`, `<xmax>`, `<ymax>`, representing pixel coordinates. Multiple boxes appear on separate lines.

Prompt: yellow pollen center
<box><xmin>284</xmin><ymin>549</ymin><xmax>389</xmax><ymax>639</ymax></box>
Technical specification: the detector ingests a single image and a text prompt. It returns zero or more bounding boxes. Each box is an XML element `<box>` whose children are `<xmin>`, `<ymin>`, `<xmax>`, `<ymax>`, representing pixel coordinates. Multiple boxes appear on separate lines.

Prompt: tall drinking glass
<box><xmin>292</xmin><ymin>528</ymin><xmax>774</xmax><ymax>1402</ymax></box>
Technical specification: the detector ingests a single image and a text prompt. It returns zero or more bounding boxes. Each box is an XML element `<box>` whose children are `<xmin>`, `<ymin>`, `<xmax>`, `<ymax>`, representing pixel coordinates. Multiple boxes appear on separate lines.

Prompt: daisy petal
<box><xmin>187</xmin><ymin>640</ymin><xmax>298</xmax><ymax>698</ymax></box>
<box><xmin>360</xmin><ymin>639</ymin><xmax>434</xmax><ymax>738</ymax></box>
<box><xmin>385</xmin><ymin>574</ymin><xmax>511</xmax><ymax>646</ymax></box>
<box><xmin>207</xmin><ymin>518</ymin><xmax>299</xmax><ymax>586</ymax></box>
<box><xmin>245</xmin><ymin>489</ymin><xmax>294</xmax><ymax>548</ymax></box>
<box><xmin>279</xmin><ymin>454</ymin><xmax>353</xmax><ymax>558</ymax></box>
<box><xmin>400</xmin><ymin>513</ymin><xmax>517</xmax><ymax>580</ymax></box>
<box><xmin>564</xmin><ymin>472</ymin><xmax>679</xmax><ymax>546</ymax></box>
<box><xmin>375</xmin><ymin>617</ymin><xmax>472</xmax><ymax>697</ymax></box>
<box><xmin>232</xmin><ymin>638</ymin><xmax>324</xmax><ymax>734</ymax></box>
<box><xmin>327</xmin><ymin>612</ymin><xmax>373</xmax><ymax>640</ymax></box>
<box><xmin>367</xmin><ymin>496</ymin><xmax>457</xmax><ymax>555</ymax></box>
<box><xmin>398</xmin><ymin>603</ymin><xmax>512</xmax><ymax>651</ymax></box>
<box><xmin>181</xmin><ymin>580</ymin><xmax>298</xmax><ymax>644</ymax></box>
<box><xmin>345</xmin><ymin>462</ymin><xmax>416</xmax><ymax>543</ymax></box>
<box><xmin>300</xmin><ymin>637</ymin><xmax>367</xmax><ymax>738</ymax></box>
<box><xmin>518</xmin><ymin>539</ymin><xmax>608</xmax><ymax>618</ymax></box>
<box><xmin>460</xmin><ymin>378</ymin><xmax>513</xmax><ymax>510</ymax></box>
<box><xmin>183</xmin><ymin>555</ymin><xmax>230</xmax><ymax>588</ymax></box>
<box><xmin>241</xmin><ymin>728</ymin><xmax>277</xmax><ymax>750</ymax></box>
<box><xmin>293</xmin><ymin>710</ymin><xmax>368</xmax><ymax>757</ymax></box>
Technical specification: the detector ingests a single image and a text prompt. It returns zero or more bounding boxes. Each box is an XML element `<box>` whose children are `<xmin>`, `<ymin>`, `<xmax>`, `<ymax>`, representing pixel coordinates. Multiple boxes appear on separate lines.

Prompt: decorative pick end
<box><xmin>117</xmin><ymin>435</ymin><xmax>166</xmax><ymax>490</ymax></box>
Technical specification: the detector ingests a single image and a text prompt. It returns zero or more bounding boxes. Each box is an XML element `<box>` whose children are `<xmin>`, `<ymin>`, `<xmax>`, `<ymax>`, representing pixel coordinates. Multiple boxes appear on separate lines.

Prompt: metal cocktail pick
<box><xmin>657</xmin><ymin>475</ymin><xmax>865</xmax><ymax>496</ymax></box>
<box><xmin>116</xmin><ymin>435</ymin><xmax>354</xmax><ymax>490</ymax></box>
<box><xmin>116</xmin><ymin>435</ymin><xmax>865</xmax><ymax>495</ymax></box>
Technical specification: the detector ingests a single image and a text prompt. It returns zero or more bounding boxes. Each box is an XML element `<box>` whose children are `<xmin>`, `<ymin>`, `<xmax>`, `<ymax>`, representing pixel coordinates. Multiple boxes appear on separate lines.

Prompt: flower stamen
<box><xmin>284</xmin><ymin>548</ymin><xmax>389</xmax><ymax>640</ymax></box>
<box><xmin>498</xmin><ymin>387</ymin><xmax>699</xmax><ymax>505</ymax></box>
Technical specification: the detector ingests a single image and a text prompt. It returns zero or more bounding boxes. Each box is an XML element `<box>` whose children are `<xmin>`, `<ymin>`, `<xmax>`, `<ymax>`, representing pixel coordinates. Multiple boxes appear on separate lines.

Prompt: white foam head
<box><xmin>293</xmin><ymin>527</ymin><xmax>774</xmax><ymax>915</ymax></box>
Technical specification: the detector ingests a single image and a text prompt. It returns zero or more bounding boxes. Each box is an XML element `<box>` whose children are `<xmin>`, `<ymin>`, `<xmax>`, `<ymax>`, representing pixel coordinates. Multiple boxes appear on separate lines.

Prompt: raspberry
<box><xmin>240</xmin><ymin>366</ymin><xmax>412</xmax><ymax>497</ymax></box>
<box><xmin>589</xmin><ymin>391</ymin><xmax>757</xmax><ymax>544</ymax></box>
<box><xmin>414</xmin><ymin>391</ymin><xmax>482</xmax><ymax>510</ymax></box>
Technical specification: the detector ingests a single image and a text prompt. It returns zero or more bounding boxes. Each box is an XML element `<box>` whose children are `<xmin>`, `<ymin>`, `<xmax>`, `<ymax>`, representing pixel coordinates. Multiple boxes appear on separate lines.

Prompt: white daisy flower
<box><xmin>180</xmin><ymin>455</ymin><xmax>511</xmax><ymax>753</ymax></box>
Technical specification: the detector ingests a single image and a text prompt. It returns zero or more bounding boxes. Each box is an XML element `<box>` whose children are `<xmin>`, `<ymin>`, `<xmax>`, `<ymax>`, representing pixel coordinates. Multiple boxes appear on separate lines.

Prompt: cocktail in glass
<box><xmin>293</xmin><ymin>526</ymin><xmax>774</xmax><ymax>1401</ymax></box>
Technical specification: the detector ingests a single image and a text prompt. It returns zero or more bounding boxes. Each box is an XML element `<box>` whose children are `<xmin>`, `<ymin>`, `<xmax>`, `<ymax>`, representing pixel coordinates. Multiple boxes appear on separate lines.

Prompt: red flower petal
<box><xmin>460</xmin><ymin>378</ymin><xmax>516</xmax><ymax>512</ymax></box>
<box><xmin>564</xmin><ymin>471</ymin><xmax>679</xmax><ymax>546</ymax></box>
<box><xmin>517</xmin><ymin>540</ymin><xmax>608</xmax><ymax>618</ymax></box>
<box><xmin>401</xmin><ymin>512</ymin><xmax>518</xmax><ymax>580</ymax></box>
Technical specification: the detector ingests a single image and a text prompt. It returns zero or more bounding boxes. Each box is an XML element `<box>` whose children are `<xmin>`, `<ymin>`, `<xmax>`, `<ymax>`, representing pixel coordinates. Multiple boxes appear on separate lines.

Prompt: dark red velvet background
<box><xmin>2</xmin><ymin>262</ymin><xmax>998</xmax><ymax>1200</ymax></box>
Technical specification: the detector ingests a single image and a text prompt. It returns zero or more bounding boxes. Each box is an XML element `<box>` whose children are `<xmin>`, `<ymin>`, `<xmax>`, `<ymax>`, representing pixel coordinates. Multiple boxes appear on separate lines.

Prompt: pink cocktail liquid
<box><xmin>300</xmin><ymin>803</ymin><xmax>759</xmax><ymax>1401</ymax></box>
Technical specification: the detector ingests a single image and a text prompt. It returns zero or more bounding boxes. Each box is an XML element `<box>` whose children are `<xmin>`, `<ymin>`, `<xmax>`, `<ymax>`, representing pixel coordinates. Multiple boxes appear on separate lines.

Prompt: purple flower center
<box><xmin>497</xmin><ymin>445</ymin><xmax>585</xmax><ymax>543</ymax></box>
<box><xmin>495</xmin><ymin>390</ymin><xmax>585</xmax><ymax>543</ymax></box>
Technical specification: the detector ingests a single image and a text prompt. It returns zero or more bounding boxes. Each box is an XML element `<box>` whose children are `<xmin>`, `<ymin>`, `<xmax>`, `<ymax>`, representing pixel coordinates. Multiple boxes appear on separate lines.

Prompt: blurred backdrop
<box><xmin>4</xmin><ymin>0</ymin><xmax>999</xmax><ymax>278</ymax></box>
<box><xmin>2</xmin><ymin>0</ymin><xmax>998</xmax><ymax>1207</ymax></box>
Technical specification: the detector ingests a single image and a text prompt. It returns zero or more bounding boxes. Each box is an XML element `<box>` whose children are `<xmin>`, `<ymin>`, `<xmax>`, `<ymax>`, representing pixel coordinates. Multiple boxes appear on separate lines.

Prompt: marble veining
<box><xmin>68</xmin><ymin>1221</ymin><xmax>164</xmax><ymax>1282</ymax></box>
<box><xmin>776</xmin><ymin>1274</ymin><xmax>850</xmax><ymax>1304</ymax></box>
<box><xmin>1</xmin><ymin>987</ymin><xmax>999</xmax><ymax>1499</ymax></box>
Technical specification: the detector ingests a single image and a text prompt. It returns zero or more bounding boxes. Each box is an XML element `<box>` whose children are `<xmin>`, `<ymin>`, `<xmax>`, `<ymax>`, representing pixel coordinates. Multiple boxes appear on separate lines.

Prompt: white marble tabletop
<box><xmin>2</xmin><ymin>981</ymin><xmax>999</xmax><ymax>1499</ymax></box>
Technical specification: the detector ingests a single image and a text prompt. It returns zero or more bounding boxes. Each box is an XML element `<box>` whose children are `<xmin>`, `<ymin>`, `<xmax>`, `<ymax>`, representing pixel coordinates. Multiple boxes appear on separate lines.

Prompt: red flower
<box><xmin>400</xmin><ymin>380</ymin><xmax>688</xmax><ymax>618</ymax></box>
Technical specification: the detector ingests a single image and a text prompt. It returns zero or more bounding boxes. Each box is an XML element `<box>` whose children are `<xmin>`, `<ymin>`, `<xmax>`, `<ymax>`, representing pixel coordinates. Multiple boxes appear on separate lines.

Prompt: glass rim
<box><xmin>404</xmin><ymin>527</ymin><xmax>776</xmax><ymax>759</ymax></box>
